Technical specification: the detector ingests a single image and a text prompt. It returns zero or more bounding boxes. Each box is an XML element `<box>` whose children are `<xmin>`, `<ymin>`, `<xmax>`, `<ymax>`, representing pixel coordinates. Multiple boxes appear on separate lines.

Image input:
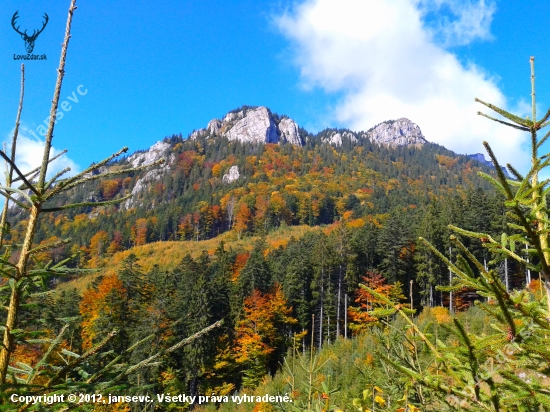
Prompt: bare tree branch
<box><xmin>0</xmin><ymin>64</ymin><xmax>25</xmax><ymax>247</ymax></box>
<box><xmin>37</xmin><ymin>0</ymin><xmax>77</xmax><ymax>191</ymax></box>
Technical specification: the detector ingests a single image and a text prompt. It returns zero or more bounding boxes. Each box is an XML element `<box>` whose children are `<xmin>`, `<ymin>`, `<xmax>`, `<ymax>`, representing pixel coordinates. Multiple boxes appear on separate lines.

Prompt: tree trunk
<box><xmin>0</xmin><ymin>204</ymin><xmax>40</xmax><ymax>383</ymax></box>
<box><xmin>319</xmin><ymin>267</ymin><xmax>324</xmax><ymax>349</ymax></box>
<box><xmin>505</xmin><ymin>258</ymin><xmax>509</xmax><ymax>292</ymax></box>
<box><xmin>336</xmin><ymin>265</ymin><xmax>341</xmax><ymax>337</ymax></box>
<box><xmin>344</xmin><ymin>293</ymin><xmax>348</xmax><ymax>339</ymax></box>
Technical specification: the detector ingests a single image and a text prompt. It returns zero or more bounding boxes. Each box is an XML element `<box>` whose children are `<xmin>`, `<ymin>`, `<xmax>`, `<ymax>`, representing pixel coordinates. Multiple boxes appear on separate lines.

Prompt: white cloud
<box><xmin>276</xmin><ymin>0</ymin><xmax>529</xmax><ymax>170</ymax></box>
<box><xmin>418</xmin><ymin>0</ymin><xmax>496</xmax><ymax>47</ymax></box>
<box><xmin>3</xmin><ymin>128</ymin><xmax>80</xmax><ymax>181</ymax></box>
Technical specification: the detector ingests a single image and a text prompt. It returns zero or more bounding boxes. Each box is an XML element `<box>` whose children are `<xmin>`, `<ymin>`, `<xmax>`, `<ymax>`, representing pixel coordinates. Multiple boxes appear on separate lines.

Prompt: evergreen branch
<box><xmin>449</xmin><ymin>235</ymin><xmax>492</xmax><ymax>281</ymax></box>
<box><xmin>26</xmin><ymin>267</ymin><xmax>97</xmax><ymax>276</ymax></box>
<box><xmin>520</xmin><ymin>179</ymin><xmax>550</xmax><ymax>203</ymax></box>
<box><xmin>495</xmin><ymin>289</ymin><xmax>550</xmax><ymax>331</ymax></box>
<box><xmin>510</xmin><ymin>163</ymin><xmax>535</xmax><ymax>200</ymax></box>
<box><xmin>536</xmin><ymin>129</ymin><xmax>550</xmax><ymax>150</ymax></box>
<box><xmin>41</xmin><ymin>195</ymin><xmax>131</xmax><ymax>212</ymax></box>
<box><xmin>477</xmin><ymin>112</ymin><xmax>530</xmax><ymax>131</ymax></box>
<box><xmin>46</xmin><ymin>146</ymin><xmax>129</xmax><ymax>195</ymax></box>
<box><xmin>486</xmin><ymin>274</ymin><xmax>518</xmax><ymax>339</ymax></box>
<box><xmin>85</xmin><ymin>334</ymin><xmax>156</xmax><ymax>384</ymax></box>
<box><xmin>26</xmin><ymin>324</ymin><xmax>68</xmax><ymax>384</ymax></box>
<box><xmin>453</xmin><ymin>319</ymin><xmax>480</xmax><ymax>400</ymax></box>
<box><xmin>0</xmin><ymin>267</ymin><xmax>16</xmax><ymax>280</ymax></box>
<box><xmin>0</xmin><ymin>258</ymin><xmax>19</xmax><ymax>270</ymax></box>
<box><xmin>419</xmin><ymin>237</ymin><xmax>471</xmax><ymax>282</ymax></box>
<box><xmin>0</xmin><ymin>190</ymin><xmax>30</xmax><ymax>210</ymax></box>
<box><xmin>512</xmin><ymin>158</ymin><xmax>540</xmax><ymax>198</ymax></box>
<box><xmin>477</xmin><ymin>172</ymin><xmax>510</xmax><ymax>198</ymax></box>
<box><xmin>483</xmin><ymin>141</ymin><xmax>515</xmax><ymax>199</ymax></box>
<box><xmin>535</xmin><ymin>108</ymin><xmax>550</xmax><ymax>129</ymax></box>
<box><xmin>378</xmin><ymin>353</ymin><xmax>493</xmax><ymax>410</ymax></box>
<box><xmin>360</xmin><ymin>285</ymin><xmax>438</xmax><ymax>356</ymax></box>
<box><xmin>507</xmin><ymin>200</ymin><xmax>548</xmax><ymax>274</ymax></box>
<box><xmin>0</xmin><ymin>186</ymin><xmax>34</xmax><ymax>205</ymax></box>
<box><xmin>28</xmin><ymin>238</ymin><xmax>71</xmax><ymax>256</ymax></box>
<box><xmin>44</xmin><ymin>168</ymin><xmax>71</xmax><ymax>192</ymax></box>
<box><xmin>13</xmin><ymin>150</ymin><xmax>68</xmax><ymax>183</ymax></box>
<box><xmin>448</xmin><ymin>225</ymin><xmax>492</xmax><ymax>242</ymax></box>
<box><xmin>105</xmin><ymin>320</ymin><xmax>223</xmax><ymax>386</ymax></box>
<box><xmin>46</xmin><ymin>330</ymin><xmax>117</xmax><ymax>388</ymax></box>
<box><xmin>52</xmin><ymin>159</ymin><xmax>164</xmax><ymax>195</ymax></box>
<box><xmin>0</xmin><ymin>152</ymin><xmax>39</xmax><ymax>197</ymax></box>
<box><xmin>50</xmin><ymin>255</ymin><xmax>77</xmax><ymax>269</ymax></box>
<box><xmin>506</xmin><ymin>163</ymin><xmax>524</xmax><ymax>181</ymax></box>
<box><xmin>475</xmin><ymin>98</ymin><xmax>533</xmax><ymax>128</ymax></box>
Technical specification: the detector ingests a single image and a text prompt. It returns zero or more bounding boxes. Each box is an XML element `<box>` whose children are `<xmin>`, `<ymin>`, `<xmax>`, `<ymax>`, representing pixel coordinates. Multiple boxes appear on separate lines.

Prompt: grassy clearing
<box><xmin>59</xmin><ymin>225</ymin><xmax>318</xmax><ymax>294</ymax></box>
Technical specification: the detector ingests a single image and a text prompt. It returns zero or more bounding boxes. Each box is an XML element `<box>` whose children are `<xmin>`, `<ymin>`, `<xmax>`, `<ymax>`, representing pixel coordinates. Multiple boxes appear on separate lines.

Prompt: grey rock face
<box><xmin>223</xmin><ymin>111</ymin><xmax>244</xmax><ymax>124</ymax></box>
<box><xmin>196</xmin><ymin>107</ymin><xmax>303</xmax><ymax>146</ymax></box>
<box><xmin>122</xmin><ymin>141</ymin><xmax>173</xmax><ymax>209</ymax></box>
<box><xmin>189</xmin><ymin>129</ymin><xmax>206</xmax><ymax>140</ymax></box>
<box><xmin>222</xmin><ymin>165</ymin><xmax>240</xmax><ymax>183</ymax></box>
<box><xmin>127</xmin><ymin>141</ymin><xmax>171</xmax><ymax>168</ymax></box>
<box><xmin>278</xmin><ymin>118</ymin><xmax>302</xmax><ymax>145</ymax></box>
<box><xmin>226</xmin><ymin>107</ymin><xmax>279</xmax><ymax>144</ymax></box>
<box><xmin>367</xmin><ymin>118</ymin><xmax>427</xmax><ymax>146</ymax></box>
<box><xmin>323</xmin><ymin>131</ymin><xmax>359</xmax><ymax>146</ymax></box>
<box><xmin>207</xmin><ymin>119</ymin><xmax>222</xmax><ymax>135</ymax></box>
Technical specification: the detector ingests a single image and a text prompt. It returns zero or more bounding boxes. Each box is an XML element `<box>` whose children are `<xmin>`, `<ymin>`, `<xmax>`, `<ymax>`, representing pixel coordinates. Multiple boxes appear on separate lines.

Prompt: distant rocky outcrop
<box><xmin>190</xmin><ymin>106</ymin><xmax>303</xmax><ymax>146</ymax></box>
<box><xmin>367</xmin><ymin>118</ymin><xmax>427</xmax><ymax>146</ymax></box>
<box><xmin>207</xmin><ymin>119</ymin><xmax>222</xmax><ymax>135</ymax></box>
<box><xmin>223</xmin><ymin>165</ymin><xmax>240</xmax><ymax>183</ymax></box>
<box><xmin>278</xmin><ymin>118</ymin><xmax>302</xmax><ymax>145</ymax></box>
<box><xmin>467</xmin><ymin>153</ymin><xmax>510</xmax><ymax>177</ymax></box>
<box><xmin>122</xmin><ymin>141</ymin><xmax>173</xmax><ymax>209</ymax></box>
<box><xmin>468</xmin><ymin>153</ymin><xmax>489</xmax><ymax>164</ymax></box>
<box><xmin>322</xmin><ymin>131</ymin><xmax>359</xmax><ymax>146</ymax></box>
<box><xmin>127</xmin><ymin>141</ymin><xmax>171</xmax><ymax>168</ymax></box>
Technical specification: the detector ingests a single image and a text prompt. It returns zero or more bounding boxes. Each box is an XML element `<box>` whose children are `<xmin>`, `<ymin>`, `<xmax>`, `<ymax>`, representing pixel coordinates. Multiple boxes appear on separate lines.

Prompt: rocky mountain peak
<box><xmin>226</xmin><ymin>107</ymin><xmax>279</xmax><ymax>143</ymax></box>
<box><xmin>366</xmin><ymin>118</ymin><xmax>427</xmax><ymax>146</ymax></box>
<box><xmin>191</xmin><ymin>106</ymin><xmax>303</xmax><ymax>146</ymax></box>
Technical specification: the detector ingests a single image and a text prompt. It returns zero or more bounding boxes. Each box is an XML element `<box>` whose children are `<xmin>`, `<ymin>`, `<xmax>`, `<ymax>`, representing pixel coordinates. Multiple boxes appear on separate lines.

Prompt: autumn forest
<box><xmin>3</xmin><ymin>2</ymin><xmax>550</xmax><ymax>411</ymax></box>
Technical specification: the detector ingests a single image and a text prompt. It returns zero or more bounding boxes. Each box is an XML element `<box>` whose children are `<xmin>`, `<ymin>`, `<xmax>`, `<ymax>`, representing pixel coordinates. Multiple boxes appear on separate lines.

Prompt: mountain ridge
<box><xmin>6</xmin><ymin>104</ymin><xmax>504</xmax><ymax>260</ymax></box>
<box><xmin>187</xmin><ymin>105</ymin><xmax>428</xmax><ymax>148</ymax></box>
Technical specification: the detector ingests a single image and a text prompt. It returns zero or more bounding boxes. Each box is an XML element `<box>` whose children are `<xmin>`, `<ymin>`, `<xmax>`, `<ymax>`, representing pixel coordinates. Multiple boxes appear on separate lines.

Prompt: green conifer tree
<box><xmin>371</xmin><ymin>57</ymin><xmax>550</xmax><ymax>411</ymax></box>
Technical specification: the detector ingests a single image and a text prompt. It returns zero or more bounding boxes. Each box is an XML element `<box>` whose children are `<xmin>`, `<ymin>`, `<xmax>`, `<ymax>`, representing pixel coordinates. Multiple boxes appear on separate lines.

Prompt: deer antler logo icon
<box><xmin>11</xmin><ymin>11</ymin><xmax>49</xmax><ymax>54</ymax></box>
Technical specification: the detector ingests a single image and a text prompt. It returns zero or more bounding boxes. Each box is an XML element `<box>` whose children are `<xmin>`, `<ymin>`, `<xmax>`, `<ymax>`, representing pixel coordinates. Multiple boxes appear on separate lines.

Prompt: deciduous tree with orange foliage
<box><xmin>348</xmin><ymin>271</ymin><xmax>405</xmax><ymax>333</ymax></box>
<box><xmin>234</xmin><ymin>202</ymin><xmax>252</xmax><ymax>239</ymax></box>
<box><xmin>80</xmin><ymin>274</ymin><xmax>127</xmax><ymax>350</ymax></box>
<box><xmin>234</xmin><ymin>285</ymin><xmax>297</xmax><ymax>388</ymax></box>
<box><xmin>88</xmin><ymin>230</ymin><xmax>109</xmax><ymax>267</ymax></box>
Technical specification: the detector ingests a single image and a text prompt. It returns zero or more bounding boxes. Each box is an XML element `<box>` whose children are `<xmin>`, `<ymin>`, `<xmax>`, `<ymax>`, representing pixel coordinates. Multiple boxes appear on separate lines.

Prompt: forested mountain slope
<box><xmin>3</xmin><ymin>105</ymin><xmax>526</xmax><ymax>410</ymax></box>
<box><xmin>8</xmin><ymin>105</ymin><xmax>499</xmax><ymax>265</ymax></box>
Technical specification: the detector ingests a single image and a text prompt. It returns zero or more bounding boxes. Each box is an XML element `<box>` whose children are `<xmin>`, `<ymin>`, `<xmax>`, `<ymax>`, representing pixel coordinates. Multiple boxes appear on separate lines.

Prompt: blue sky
<box><xmin>1</xmin><ymin>0</ymin><xmax>550</xmax><ymax>176</ymax></box>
